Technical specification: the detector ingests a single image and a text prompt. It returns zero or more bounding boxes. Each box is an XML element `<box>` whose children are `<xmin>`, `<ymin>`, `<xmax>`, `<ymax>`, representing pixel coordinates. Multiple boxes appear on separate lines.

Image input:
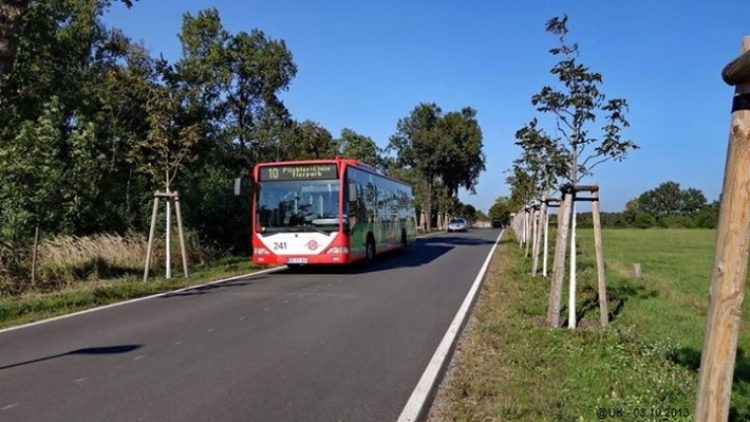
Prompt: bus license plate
<box><xmin>287</xmin><ymin>257</ymin><xmax>308</xmax><ymax>264</ymax></box>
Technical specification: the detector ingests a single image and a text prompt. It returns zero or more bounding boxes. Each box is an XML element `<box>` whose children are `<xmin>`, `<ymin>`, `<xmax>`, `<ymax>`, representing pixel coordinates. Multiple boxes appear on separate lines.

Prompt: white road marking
<box><xmin>174</xmin><ymin>341</ymin><xmax>183</xmax><ymax>346</ymax></box>
<box><xmin>73</xmin><ymin>377</ymin><xmax>88</xmax><ymax>383</ymax></box>
<box><xmin>133</xmin><ymin>355</ymin><xmax>145</xmax><ymax>361</ymax></box>
<box><xmin>207</xmin><ymin>328</ymin><xmax>215</xmax><ymax>332</ymax></box>
<box><xmin>397</xmin><ymin>230</ymin><xmax>504</xmax><ymax>422</ymax></box>
<box><xmin>0</xmin><ymin>267</ymin><xmax>287</xmax><ymax>335</ymax></box>
<box><xmin>2</xmin><ymin>403</ymin><xmax>19</xmax><ymax>411</ymax></box>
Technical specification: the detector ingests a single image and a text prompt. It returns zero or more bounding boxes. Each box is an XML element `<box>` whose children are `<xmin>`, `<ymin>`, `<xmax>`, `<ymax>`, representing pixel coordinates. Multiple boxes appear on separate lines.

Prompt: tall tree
<box><xmin>176</xmin><ymin>8</ymin><xmax>297</xmax><ymax>172</ymax></box>
<box><xmin>389</xmin><ymin>103</ymin><xmax>484</xmax><ymax>230</ymax></box>
<box><xmin>293</xmin><ymin>120</ymin><xmax>336</xmax><ymax>159</ymax></box>
<box><xmin>0</xmin><ymin>0</ymin><xmax>138</xmax><ymax>105</ymax></box>
<box><xmin>337</xmin><ymin>128</ymin><xmax>381</xmax><ymax>167</ymax></box>
<box><xmin>0</xmin><ymin>0</ymin><xmax>30</xmax><ymax>99</ymax></box>
<box><xmin>437</xmin><ymin>107</ymin><xmax>485</xmax><ymax>199</ymax></box>
<box><xmin>489</xmin><ymin>196</ymin><xmax>513</xmax><ymax>223</ymax></box>
<box><xmin>636</xmin><ymin>181</ymin><xmax>708</xmax><ymax>217</ymax></box>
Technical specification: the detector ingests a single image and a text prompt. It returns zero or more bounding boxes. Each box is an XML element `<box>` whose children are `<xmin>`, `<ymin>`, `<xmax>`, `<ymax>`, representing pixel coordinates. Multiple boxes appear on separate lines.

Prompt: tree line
<box><xmin>489</xmin><ymin>180</ymin><xmax>719</xmax><ymax>229</ymax></box>
<box><xmin>0</xmin><ymin>2</ymin><xmax>485</xmax><ymax>288</ymax></box>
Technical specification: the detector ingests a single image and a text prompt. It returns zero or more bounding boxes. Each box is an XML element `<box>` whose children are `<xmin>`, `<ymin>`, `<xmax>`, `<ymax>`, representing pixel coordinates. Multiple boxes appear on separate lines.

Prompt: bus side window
<box><xmin>347</xmin><ymin>182</ymin><xmax>358</xmax><ymax>230</ymax></box>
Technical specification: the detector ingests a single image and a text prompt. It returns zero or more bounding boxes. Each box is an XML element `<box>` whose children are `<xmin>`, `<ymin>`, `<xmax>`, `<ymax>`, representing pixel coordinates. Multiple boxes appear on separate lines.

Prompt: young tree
<box><xmin>129</xmin><ymin>66</ymin><xmax>200</xmax><ymax>193</ymax></box>
<box><xmin>530</xmin><ymin>15</ymin><xmax>637</xmax><ymax>184</ymax></box>
<box><xmin>505</xmin><ymin>165</ymin><xmax>538</xmax><ymax>210</ymax></box>
<box><xmin>518</xmin><ymin>14</ymin><xmax>637</xmax><ymax>328</ymax></box>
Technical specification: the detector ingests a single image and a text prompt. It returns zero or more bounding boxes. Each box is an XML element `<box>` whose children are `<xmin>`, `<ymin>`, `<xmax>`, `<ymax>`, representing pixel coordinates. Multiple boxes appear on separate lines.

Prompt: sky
<box><xmin>103</xmin><ymin>0</ymin><xmax>750</xmax><ymax>212</ymax></box>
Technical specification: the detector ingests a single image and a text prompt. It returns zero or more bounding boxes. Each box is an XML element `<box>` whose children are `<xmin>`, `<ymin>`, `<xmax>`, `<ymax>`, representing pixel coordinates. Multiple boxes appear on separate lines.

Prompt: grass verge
<box><xmin>0</xmin><ymin>256</ymin><xmax>264</xmax><ymax>329</ymax></box>
<box><xmin>430</xmin><ymin>229</ymin><xmax>747</xmax><ymax>421</ymax></box>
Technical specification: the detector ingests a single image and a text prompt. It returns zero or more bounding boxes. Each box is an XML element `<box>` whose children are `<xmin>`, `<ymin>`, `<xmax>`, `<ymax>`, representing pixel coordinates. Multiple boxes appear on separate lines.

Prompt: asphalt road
<box><xmin>0</xmin><ymin>229</ymin><xmax>501</xmax><ymax>422</ymax></box>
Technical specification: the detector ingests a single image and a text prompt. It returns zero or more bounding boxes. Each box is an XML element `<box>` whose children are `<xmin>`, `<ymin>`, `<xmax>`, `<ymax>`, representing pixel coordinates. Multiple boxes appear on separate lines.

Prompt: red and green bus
<box><xmin>251</xmin><ymin>158</ymin><xmax>417</xmax><ymax>266</ymax></box>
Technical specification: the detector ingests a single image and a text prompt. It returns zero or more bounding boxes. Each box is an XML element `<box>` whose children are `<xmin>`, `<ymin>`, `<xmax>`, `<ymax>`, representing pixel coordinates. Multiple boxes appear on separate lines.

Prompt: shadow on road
<box><xmin>281</xmin><ymin>242</ymin><xmax>455</xmax><ymax>275</ymax></box>
<box><xmin>280</xmin><ymin>231</ymin><xmax>500</xmax><ymax>275</ymax></box>
<box><xmin>0</xmin><ymin>345</ymin><xmax>142</xmax><ymax>371</ymax></box>
<box><xmin>422</xmin><ymin>235</ymin><xmax>498</xmax><ymax>246</ymax></box>
<box><xmin>160</xmin><ymin>279</ymin><xmax>256</xmax><ymax>298</ymax></box>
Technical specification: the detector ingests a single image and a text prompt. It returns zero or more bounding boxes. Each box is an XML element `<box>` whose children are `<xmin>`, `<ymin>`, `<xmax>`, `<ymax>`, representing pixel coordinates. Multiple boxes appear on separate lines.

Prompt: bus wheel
<box><xmin>365</xmin><ymin>237</ymin><xmax>375</xmax><ymax>263</ymax></box>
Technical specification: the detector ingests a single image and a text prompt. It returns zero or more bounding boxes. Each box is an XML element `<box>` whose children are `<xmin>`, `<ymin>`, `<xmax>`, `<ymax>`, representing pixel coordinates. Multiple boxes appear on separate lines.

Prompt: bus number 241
<box><xmin>273</xmin><ymin>241</ymin><xmax>287</xmax><ymax>250</ymax></box>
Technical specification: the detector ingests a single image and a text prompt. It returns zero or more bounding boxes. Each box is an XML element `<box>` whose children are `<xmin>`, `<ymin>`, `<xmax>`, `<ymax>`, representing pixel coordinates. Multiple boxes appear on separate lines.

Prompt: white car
<box><xmin>447</xmin><ymin>218</ymin><xmax>469</xmax><ymax>232</ymax></box>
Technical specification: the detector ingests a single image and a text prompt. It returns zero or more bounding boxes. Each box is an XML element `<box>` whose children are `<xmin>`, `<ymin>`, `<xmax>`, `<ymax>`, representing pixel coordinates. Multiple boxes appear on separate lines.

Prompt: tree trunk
<box><xmin>30</xmin><ymin>222</ymin><xmax>39</xmax><ymax>289</ymax></box>
<box><xmin>548</xmin><ymin>192</ymin><xmax>572</xmax><ymax>327</ymax></box>
<box><xmin>425</xmin><ymin>179</ymin><xmax>433</xmax><ymax>231</ymax></box>
<box><xmin>0</xmin><ymin>0</ymin><xmax>30</xmax><ymax>100</ymax></box>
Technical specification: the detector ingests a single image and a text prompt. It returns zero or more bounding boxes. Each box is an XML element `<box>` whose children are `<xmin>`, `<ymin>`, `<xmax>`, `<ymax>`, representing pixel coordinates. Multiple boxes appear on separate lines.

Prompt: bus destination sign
<box><xmin>259</xmin><ymin>164</ymin><xmax>338</xmax><ymax>181</ymax></box>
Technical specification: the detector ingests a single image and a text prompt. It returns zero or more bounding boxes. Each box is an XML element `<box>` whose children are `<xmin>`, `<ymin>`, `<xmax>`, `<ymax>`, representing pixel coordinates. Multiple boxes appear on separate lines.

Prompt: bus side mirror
<box><xmin>348</xmin><ymin>183</ymin><xmax>357</xmax><ymax>202</ymax></box>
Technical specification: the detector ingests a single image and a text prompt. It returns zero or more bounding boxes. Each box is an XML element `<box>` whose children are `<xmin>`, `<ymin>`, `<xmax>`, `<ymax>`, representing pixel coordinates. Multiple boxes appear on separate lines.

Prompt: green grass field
<box><xmin>434</xmin><ymin>228</ymin><xmax>750</xmax><ymax>421</ymax></box>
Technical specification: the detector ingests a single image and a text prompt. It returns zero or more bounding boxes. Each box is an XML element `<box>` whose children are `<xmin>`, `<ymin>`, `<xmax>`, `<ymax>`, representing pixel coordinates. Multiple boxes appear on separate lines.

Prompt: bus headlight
<box><xmin>326</xmin><ymin>246</ymin><xmax>349</xmax><ymax>254</ymax></box>
<box><xmin>254</xmin><ymin>247</ymin><xmax>269</xmax><ymax>255</ymax></box>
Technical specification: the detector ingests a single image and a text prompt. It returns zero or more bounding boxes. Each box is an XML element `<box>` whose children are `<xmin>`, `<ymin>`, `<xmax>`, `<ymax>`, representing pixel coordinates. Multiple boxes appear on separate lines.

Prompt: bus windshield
<box><xmin>256</xmin><ymin>179</ymin><xmax>341</xmax><ymax>233</ymax></box>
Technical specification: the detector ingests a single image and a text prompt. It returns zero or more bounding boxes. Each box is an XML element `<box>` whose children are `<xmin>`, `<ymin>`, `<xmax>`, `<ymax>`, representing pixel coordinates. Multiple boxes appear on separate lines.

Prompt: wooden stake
<box><xmin>143</xmin><ymin>196</ymin><xmax>159</xmax><ymax>282</ymax></box>
<box><xmin>591</xmin><ymin>189</ymin><xmax>609</xmax><ymax>327</ymax></box>
<box><xmin>696</xmin><ymin>36</ymin><xmax>750</xmax><ymax>421</ymax></box>
<box><xmin>568</xmin><ymin>199</ymin><xmax>577</xmax><ymax>329</ymax></box>
<box><xmin>634</xmin><ymin>263</ymin><xmax>642</xmax><ymax>279</ymax></box>
<box><xmin>165</xmin><ymin>194</ymin><xmax>172</xmax><ymax>280</ymax></box>
<box><xmin>524</xmin><ymin>210</ymin><xmax>531</xmax><ymax>258</ymax></box>
<box><xmin>547</xmin><ymin>192</ymin><xmax>572</xmax><ymax>327</ymax></box>
<box><xmin>542</xmin><ymin>204</ymin><xmax>550</xmax><ymax>277</ymax></box>
<box><xmin>532</xmin><ymin>208</ymin><xmax>541</xmax><ymax>275</ymax></box>
<box><xmin>174</xmin><ymin>193</ymin><xmax>189</xmax><ymax>278</ymax></box>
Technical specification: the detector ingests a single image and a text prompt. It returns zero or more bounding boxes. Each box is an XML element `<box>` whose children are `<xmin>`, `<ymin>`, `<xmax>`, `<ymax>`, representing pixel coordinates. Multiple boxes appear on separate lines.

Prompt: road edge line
<box><xmin>397</xmin><ymin>229</ymin><xmax>504</xmax><ymax>422</ymax></box>
<box><xmin>0</xmin><ymin>266</ymin><xmax>287</xmax><ymax>335</ymax></box>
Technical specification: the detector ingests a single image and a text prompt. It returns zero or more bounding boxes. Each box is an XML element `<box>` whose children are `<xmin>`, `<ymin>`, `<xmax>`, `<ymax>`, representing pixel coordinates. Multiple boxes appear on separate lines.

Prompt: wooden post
<box><xmin>143</xmin><ymin>196</ymin><xmax>159</xmax><ymax>282</ymax></box>
<box><xmin>174</xmin><ymin>192</ymin><xmax>189</xmax><ymax>278</ymax></box>
<box><xmin>547</xmin><ymin>192</ymin><xmax>572</xmax><ymax>327</ymax></box>
<box><xmin>165</xmin><ymin>191</ymin><xmax>172</xmax><ymax>280</ymax></box>
<box><xmin>542</xmin><ymin>203</ymin><xmax>550</xmax><ymax>277</ymax></box>
<box><xmin>532</xmin><ymin>207</ymin><xmax>542</xmax><ymax>276</ymax></box>
<box><xmin>568</xmin><ymin>197</ymin><xmax>577</xmax><ymax>329</ymax></box>
<box><xmin>696</xmin><ymin>36</ymin><xmax>750</xmax><ymax>421</ymax></box>
<box><xmin>591</xmin><ymin>188</ymin><xmax>608</xmax><ymax>327</ymax></box>
<box><xmin>634</xmin><ymin>263</ymin><xmax>642</xmax><ymax>279</ymax></box>
<box><xmin>524</xmin><ymin>209</ymin><xmax>531</xmax><ymax>258</ymax></box>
